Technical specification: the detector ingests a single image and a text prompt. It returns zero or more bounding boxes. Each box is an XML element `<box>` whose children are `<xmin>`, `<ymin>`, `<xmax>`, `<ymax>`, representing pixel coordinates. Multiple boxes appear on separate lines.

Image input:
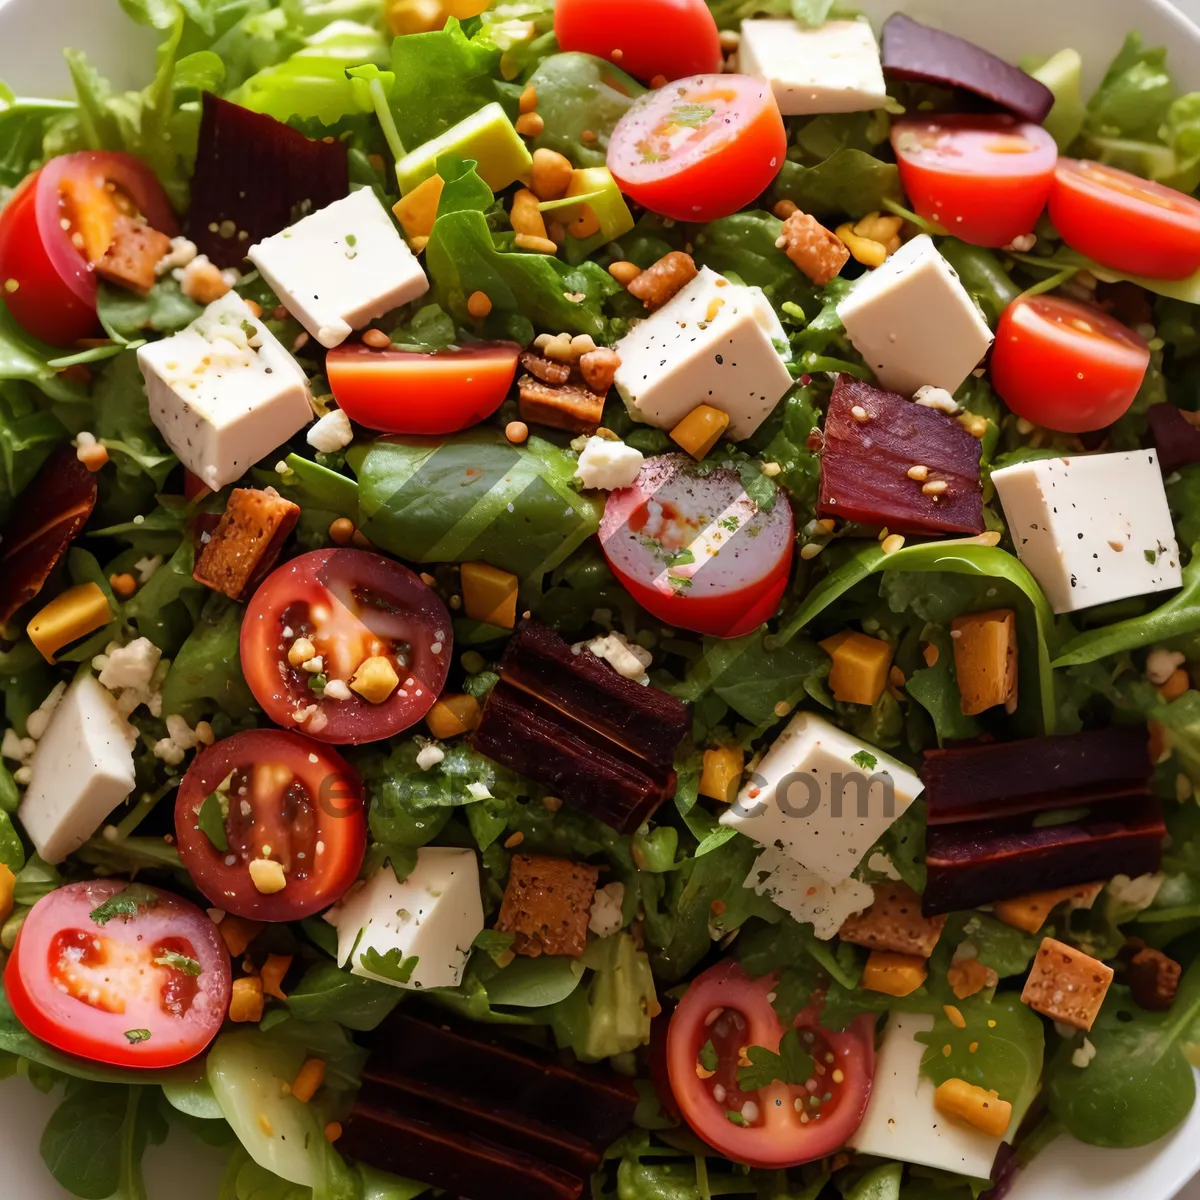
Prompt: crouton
<box><xmin>627</xmin><ymin>251</ymin><xmax>698</xmax><ymax>311</ymax></box>
<box><xmin>776</xmin><ymin>210</ymin><xmax>850</xmax><ymax>286</ymax></box>
<box><xmin>951</xmin><ymin>608</ymin><xmax>1018</xmax><ymax>716</ymax></box>
<box><xmin>496</xmin><ymin>853</ymin><xmax>599</xmax><ymax>958</ymax></box>
<box><xmin>95</xmin><ymin>215</ymin><xmax>173</xmax><ymax>294</ymax></box>
<box><xmin>839</xmin><ymin>881</ymin><xmax>946</xmax><ymax>958</ymax></box>
<box><xmin>1021</xmin><ymin>937</ymin><xmax>1113</xmax><ymax>1031</ymax></box>
<box><xmin>518</xmin><ymin>374</ymin><xmax>605</xmax><ymax>434</ymax></box>
<box><xmin>193</xmin><ymin>487</ymin><xmax>300</xmax><ymax>601</ymax></box>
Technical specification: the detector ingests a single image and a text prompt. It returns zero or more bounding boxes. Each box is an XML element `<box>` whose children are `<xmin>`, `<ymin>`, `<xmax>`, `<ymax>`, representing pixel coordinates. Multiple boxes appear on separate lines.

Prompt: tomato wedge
<box><xmin>0</xmin><ymin>152</ymin><xmax>178</xmax><ymax>345</ymax></box>
<box><xmin>175</xmin><ymin>730</ymin><xmax>365</xmax><ymax>921</ymax></box>
<box><xmin>891</xmin><ymin>116</ymin><xmax>1057</xmax><ymax>248</ymax></box>
<box><xmin>241</xmin><ymin>548</ymin><xmax>453</xmax><ymax>744</ymax></box>
<box><xmin>1049</xmin><ymin>159</ymin><xmax>1200</xmax><ymax>280</ymax></box>
<box><xmin>5</xmin><ymin>881</ymin><xmax>230</xmax><ymax>1069</ymax></box>
<box><xmin>608</xmin><ymin>75</ymin><xmax>786</xmax><ymax>222</ymax></box>
<box><xmin>667</xmin><ymin>960</ymin><xmax>875</xmax><ymax>1168</ymax></box>
<box><xmin>991</xmin><ymin>294</ymin><xmax>1150</xmax><ymax>433</ymax></box>
<box><xmin>554</xmin><ymin>0</ymin><xmax>721</xmax><ymax>83</ymax></box>
<box><xmin>326</xmin><ymin>342</ymin><xmax>521</xmax><ymax>435</ymax></box>
<box><xmin>599</xmin><ymin>453</ymin><xmax>794</xmax><ymax>639</ymax></box>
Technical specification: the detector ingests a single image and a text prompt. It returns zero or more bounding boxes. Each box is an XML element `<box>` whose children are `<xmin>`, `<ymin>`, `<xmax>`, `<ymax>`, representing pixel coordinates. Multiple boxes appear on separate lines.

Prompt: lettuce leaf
<box><xmin>770</xmin><ymin>149</ymin><xmax>903</xmax><ymax>220</ymax></box>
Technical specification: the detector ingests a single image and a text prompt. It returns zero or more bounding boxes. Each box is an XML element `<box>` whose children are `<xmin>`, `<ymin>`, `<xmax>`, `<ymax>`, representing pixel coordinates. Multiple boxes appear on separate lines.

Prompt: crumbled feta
<box><xmin>1</xmin><ymin>728</ymin><xmax>36</xmax><ymax>768</ymax></box>
<box><xmin>466</xmin><ymin>781</ymin><xmax>492</xmax><ymax>801</ymax></box>
<box><xmin>1146</xmin><ymin>648</ymin><xmax>1186</xmax><ymax>685</ymax></box>
<box><xmin>1106</xmin><ymin>872</ymin><xmax>1164</xmax><ymax>915</ymax></box>
<box><xmin>306</xmin><ymin>407</ymin><xmax>354</xmax><ymax>453</ymax></box>
<box><xmin>588</xmin><ymin>881</ymin><xmax>626</xmax><ymax>937</ymax></box>
<box><xmin>1071</xmin><ymin>1037</ymin><xmax>1097</xmax><ymax>1069</ymax></box>
<box><xmin>913</xmin><ymin>385</ymin><xmax>958</xmax><ymax>414</ymax></box>
<box><xmin>175</xmin><ymin>254</ymin><xmax>239</xmax><ymax>303</ymax></box>
<box><xmin>575</xmin><ymin>436</ymin><xmax>644</xmax><ymax>491</ymax></box>
<box><xmin>156</xmin><ymin>236</ymin><xmax>198</xmax><ymax>276</ymax></box>
<box><xmin>323</xmin><ymin>679</ymin><xmax>352</xmax><ymax>701</ymax></box>
<box><xmin>416</xmin><ymin>744</ymin><xmax>446</xmax><ymax>771</ymax></box>
<box><xmin>585</xmin><ymin>631</ymin><xmax>653</xmax><ymax>685</ymax></box>
<box><xmin>866</xmin><ymin>851</ymin><xmax>903</xmax><ymax>880</ymax></box>
<box><xmin>152</xmin><ymin>714</ymin><xmax>214</xmax><ymax>766</ymax></box>
<box><xmin>134</xmin><ymin>555</ymin><xmax>163</xmax><ymax>584</ymax></box>
<box><xmin>744</xmin><ymin>847</ymin><xmax>874</xmax><ymax>939</ymax></box>
<box><xmin>97</xmin><ymin>638</ymin><xmax>165</xmax><ymax>718</ymax></box>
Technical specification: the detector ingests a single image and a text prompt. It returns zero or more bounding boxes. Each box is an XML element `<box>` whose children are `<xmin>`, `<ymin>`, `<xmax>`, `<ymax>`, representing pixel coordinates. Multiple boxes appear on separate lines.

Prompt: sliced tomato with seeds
<box><xmin>241</xmin><ymin>548</ymin><xmax>453</xmax><ymax>744</ymax></box>
<box><xmin>607</xmin><ymin>74</ymin><xmax>786</xmax><ymax>222</ymax></box>
<box><xmin>666</xmin><ymin>959</ymin><xmax>875</xmax><ymax>1168</ymax></box>
<box><xmin>4</xmin><ymin>880</ymin><xmax>230</xmax><ymax>1069</ymax></box>
<box><xmin>174</xmin><ymin>729</ymin><xmax>365</xmax><ymax>921</ymax></box>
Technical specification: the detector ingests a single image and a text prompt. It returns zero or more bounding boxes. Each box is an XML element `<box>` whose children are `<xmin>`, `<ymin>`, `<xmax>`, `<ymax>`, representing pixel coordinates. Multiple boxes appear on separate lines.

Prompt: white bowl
<box><xmin>2</xmin><ymin>0</ymin><xmax>1200</xmax><ymax>1196</ymax></box>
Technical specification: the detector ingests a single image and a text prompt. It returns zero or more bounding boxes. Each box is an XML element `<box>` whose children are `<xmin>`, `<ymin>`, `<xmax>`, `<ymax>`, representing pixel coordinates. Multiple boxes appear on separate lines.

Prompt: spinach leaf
<box><xmin>939</xmin><ymin>239</ymin><xmax>1022</xmax><ymax>326</ymax></box>
<box><xmin>0</xmin><ymin>383</ymin><xmax>65</xmax><ymax>525</ymax></box>
<box><xmin>0</xmin><ymin>810</ymin><xmax>24</xmax><ymax>873</ymax></box>
<box><xmin>905</xmin><ymin>626</ymin><xmax>982</xmax><ymax>746</ymax></box>
<box><xmin>160</xmin><ymin>593</ymin><xmax>256</xmax><ymax>719</ymax></box>
<box><xmin>692</xmin><ymin>210</ymin><xmax>815</xmax><ymax>310</ymax></box>
<box><xmin>770</xmin><ymin>149</ymin><xmax>903</xmax><ymax>220</ymax></box>
<box><xmin>286</xmin><ymin>961</ymin><xmax>405</xmax><ymax>1031</ymax></box>
<box><xmin>0</xmin><ymin>88</ymin><xmax>75</xmax><ymax>186</ymax></box>
<box><xmin>0</xmin><ymin>302</ymin><xmax>88</xmax><ymax>404</ymax></box>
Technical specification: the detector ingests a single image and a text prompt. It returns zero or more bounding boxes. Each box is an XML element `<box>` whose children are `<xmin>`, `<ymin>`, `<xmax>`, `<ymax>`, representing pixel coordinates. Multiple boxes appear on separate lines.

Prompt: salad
<box><xmin>3</xmin><ymin>0</ymin><xmax>1200</xmax><ymax>1197</ymax></box>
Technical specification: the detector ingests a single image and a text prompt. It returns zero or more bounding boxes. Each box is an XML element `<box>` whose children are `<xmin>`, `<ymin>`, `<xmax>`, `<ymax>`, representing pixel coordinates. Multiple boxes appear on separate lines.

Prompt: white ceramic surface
<box><xmin>3</xmin><ymin>0</ymin><xmax>1200</xmax><ymax>1196</ymax></box>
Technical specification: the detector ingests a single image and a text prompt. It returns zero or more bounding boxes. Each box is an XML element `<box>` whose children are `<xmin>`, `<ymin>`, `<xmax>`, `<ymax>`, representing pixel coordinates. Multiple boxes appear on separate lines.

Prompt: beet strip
<box><xmin>1148</xmin><ymin>404</ymin><xmax>1200</xmax><ymax>475</ymax></box>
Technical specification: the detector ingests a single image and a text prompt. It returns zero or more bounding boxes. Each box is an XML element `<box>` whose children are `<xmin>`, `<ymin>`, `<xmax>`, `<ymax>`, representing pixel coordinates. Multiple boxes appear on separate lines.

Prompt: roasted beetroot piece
<box><xmin>188</xmin><ymin>94</ymin><xmax>348</xmax><ymax>269</ymax></box>
<box><xmin>923</xmin><ymin>725</ymin><xmax>1151</xmax><ymax>825</ymax></box>
<box><xmin>881</xmin><ymin>14</ymin><xmax>1054</xmax><ymax>124</ymax></box>
<box><xmin>817</xmin><ymin>374</ymin><xmax>984</xmax><ymax>535</ymax></box>
<box><xmin>0</xmin><ymin>446</ymin><xmax>97</xmax><ymax>623</ymax></box>
<box><xmin>1148</xmin><ymin>404</ymin><xmax>1200</xmax><ymax>475</ymax></box>
<box><xmin>340</xmin><ymin>1104</ymin><xmax>584</xmax><ymax>1200</ymax></box>
<box><xmin>474</xmin><ymin>620</ymin><xmax>688</xmax><ymax>833</ymax></box>
<box><xmin>922</xmin><ymin>796</ymin><xmax>1165</xmax><ymax>915</ymax></box>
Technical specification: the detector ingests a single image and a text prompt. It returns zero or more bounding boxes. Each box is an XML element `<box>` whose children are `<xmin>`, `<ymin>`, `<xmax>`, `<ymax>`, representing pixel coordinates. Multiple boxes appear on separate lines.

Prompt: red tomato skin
<box><xmin>991</xmin><ymin>295</ymin><xmax>1150</xmax><ymax>433</ymax></box>
<box><xmin>175</xmin><ymin>730</ymin><xmax>366</xmax><ymax>921</ymax></box>
<box><xmin>241</xmin><ymin>548</ymin><xmax>453</xmax><ymax>745</ymax></box>
<box><xmin>5</xmin><ymin>881</ymin><xmax>230</xmax><ymax>1070</ymax></box>
<box><xmin>666</xmin><ymin>960</ymin><xmax>875</xmax><ymax>1168</ymax></box>
<box><xmin>608</xmin><ymin>75</ymin><xmax>786</xmax><ymax>222</ymax></box>
<box><xmin>327</xmin><ymin>342</ymin><xmax>521</xmax><ymax>436</ymax></box>
<box><xmin>1049</xmin><ymin>159</ymin><xmax>1200</xmax><ymax>280</ymax></box>
<box><xmin>554</xmin><ymin>0</ymin><xmax>721</xmax><ymax>83</ymax></box>
<box><xmin>892</xmin><ymin>116</ymin><xmax>1058</xmax><ymax>249</ymax></box>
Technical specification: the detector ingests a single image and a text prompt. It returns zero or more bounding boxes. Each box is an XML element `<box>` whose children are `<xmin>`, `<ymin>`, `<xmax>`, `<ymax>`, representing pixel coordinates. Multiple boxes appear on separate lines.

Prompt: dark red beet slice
<box><xmin>923</xmin><ymin>725</ymin><xmax>1151</xmax><ymax>825</ymax></box>
<box><xmin>187</xmin><ymin>94</ymin><xmax>348</xmax><ymax>269</ymax></box>
<box><xmin>881</xmin><ymin>14</ymin><xmax>1054</xmax><ymax>124</ymax></box>
<box><xmin>339</xmin><ymin>1104</ymin><xmax>584</xmax><ymax>1200</ymax></box>
<box><xmin>1148</xmin><ymin>404</ymin><xmax>1200</xmax><ymax>475</ymax></box>
<box><xmin>922</xmin><ymin>796</ymin><xmax>1165</xmax><ymax>915</ymax></box>
<box><xmin>0</xmin><ymin>446</ymin><xmax>97</xmax><ymax>623</ymax></box>
<box><xmin>817</xmin><ymin>374</ymin><xmax>984</xmax><ymax>535</ymax></box>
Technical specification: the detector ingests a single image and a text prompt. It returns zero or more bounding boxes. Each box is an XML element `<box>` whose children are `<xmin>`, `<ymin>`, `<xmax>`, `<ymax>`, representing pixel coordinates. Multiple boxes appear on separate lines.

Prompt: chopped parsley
<box><xmin>699</xmin><ymin>1039</ymin><xmax>719</xmax><ymax>1073</ymax></box>
<box><xmin>197</xmin><ymin>791</ymin><xmax>228</xmax><ymax>853</ymax></box>
<box><xmin>724</xmin><ymin>1110</ymin><xmax>746</xmax><ymax>1126</ymax></box>
<box><xmin>668</xmin><ymin>103</ymin><xmax>715</xmax><ymax>128</ymax></box>
<box><xmin>665</xmin><ymin>548</ymin><xmax>696</xmax><ymax>568</ymax></box>
<box><xmin>472</xmin><ymin>929</ymin><xmax>515</xmax><ymax>965</ymax></box>
<box><xmin>360</xmin><ymin>948</ymin><xmax>420</xmax><ymax>985</ymax></box>
<box><xmin>736</xmin><ymin>1029</ymin><xmax>815</xmax><ymax>1092</ymax></box>
<box><xmin>90</xmin><ymin>884</ymin><xmax>160</xmax><ymax>926</ymax></box>
<box><xmin>851</xmin><ymin>750</ymin><xmax>878</xmax><ymax>772</ymax></box>
<box><xmin>1145</xmin><ymin>549</ymin><xmax>1158</xmax><ymax>564</ymax></box>
<box><xmin>637</xmin><ymin>141</ymin><xmax>668</xmax><ymax>164</ymax></box>
<box><xmin>154</xmin><ymin>950</ymin><xmax>202</xmax><ymax>976</ymax></box>
<box><xmin>124</xmin><ymin>1029</ymin><xmax>152</xmax><ymax>1044</ymax></box>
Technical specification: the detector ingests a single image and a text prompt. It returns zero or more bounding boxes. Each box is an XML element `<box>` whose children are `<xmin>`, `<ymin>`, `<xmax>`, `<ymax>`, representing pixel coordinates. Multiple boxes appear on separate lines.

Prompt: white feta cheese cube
<box><xmin>849</xmin><ymin>1013</ymin><xmax>1003</xmax><ymax>1178</ymax></box>
<box><xmin>138</xmin><ymin>293</ymin><xmax>312</xmax><ymax>492</ymax></box>
<box><xmin>248</xmin><ymin>188</ymin><xmax>429</xmax><ymax>349</ymax></box>
<box><xmin>19</xmin><ymin>674</ymin><xmax>137</xmax><ymax>864</ymax></box>
<box><xmin>306</xmin><ymin>408</ymin><xmax>354</xmax><ymax>453</ymax></box>
<box><xmin>991</xmin><ymin>451</ymin><xmax>1182</xmax><ymax>614</ymax></box>
<box><xmin>836</xmin><ymin>235</ymin><xmax>994</xmax><ymax>396</ymax></box>
<box><xmin>575</xmin><ymin>436</ymin><xmax>644</xmax><ymax>490</ymax></box>
<box><xmin>325</xmin><ymin>847</ymin><xmax>483</xmax><ymax>991</ymax></box>
<box><xmin>719</xmin><ymin>712</ymin><xmax>923</xmax><ymax>885</ymax></box>
<box><xmin>614</xmin><ymin>267</ymin><xmax>793</xmax><ymax>441</ymax></box>
<box><xmin>743</xmin><ymin>847</ymin><xmax>873</xmax><ymax>939</ymax></box>
<box><xmin>739</xmin><ymin>18</ymin><xmax>888</xmax><ymax>115</ymax></box>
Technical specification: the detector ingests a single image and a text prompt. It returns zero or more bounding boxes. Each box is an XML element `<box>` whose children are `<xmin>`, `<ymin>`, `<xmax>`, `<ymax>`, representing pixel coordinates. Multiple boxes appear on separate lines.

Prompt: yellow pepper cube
<box><xmin>671</xmin><ymin>405</ymin><xmax>730</xmax><ymax>460</ymax></box>
<box><xmin>393</xmin><ymin>174</ymin><xmax>445</xmax><ymax>245</ymax></box>
<box><xmin>861</xmin><ymin>950</ymin><xmax>928</xmax><ymax>997</ymax></box>
<box><xmin>699</xmin><ymin>745</ymin><xmax>744</xmax><ymax>803</ymax></box>
<box><xmin>350</xmin><ymin>656</ymin><xmax>401</xmax><ymax>705</ymax></box>
<box><xmin>260</xmin><ymin>953</ymin><xmax>293</xmax><ymax>1001</ymax></box>
<box><xmin>427</xmin><ymin>693</ymin><xmax>483</xmax><ymax>739</ymax></box>
<box><xmin>819</xmin><ymin>630</ymin><xmax>893</xmax><ymax>706</ymax></box>
<box><xmin>933</xmin><ymin>1078</ymin><xmax>1013</xmax><ymax>1138</ymax></box>
<box><xmin>0</xmin><ymin>862</ymin><xmax>14</xmax><ymax>924</ymax></box>
<box><xmin>218</xmin><ymin>915</ymin><xmax>263</xmax><ymax>958</ymax></box>
<box><xmin>291</xmin><ymin>1058</ymin><xmax>327</xmax><ymax>1104</ymax></box>
<box><xmin>951</xmin><ymin>608</ymin><xmax>1017</xmax><ymax>716</ymax></box>
<box><xmin>461</xmin><ymin>562</ymin><xmax>519</xmax><ymax>628</ymax></box>
<box><xmin>27</xmin><ymin>582</ymin><xmax>111</xmax><ymax>664</ymax></box>
<box><xmin>229</xmin><ymin>976</ymin><xmax>265</xmax><ymax>1023</ymax></box>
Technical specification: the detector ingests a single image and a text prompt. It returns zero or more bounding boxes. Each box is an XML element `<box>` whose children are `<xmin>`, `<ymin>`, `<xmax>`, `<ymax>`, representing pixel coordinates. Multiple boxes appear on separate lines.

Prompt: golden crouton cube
<box><xmin>193</xmin><ymin>487</ymin><xmax>300</xmax><ymax>601</ymax></box>
<box><xmin>951</xmin><ymin>608</ymin><xmax>1017</xmax><ymax>716</ymax></box>
<box><xmin>839</xmin><ymin>881</ymin><xmax>946</xmax><ymax>958</ymax></box>
<box><xmin>777</xmin><ymin>210</ymin><xmax>851</xmax><ymax>286</ymax></box>
<box><xmin>496</xmin><ymin>854</ymin><xmax>599</xmax><ymax>958</ymax></box>
<box><xmin>1021</xmin><ymin>936</ymin><xmax>1113</xmax><ymax>1031</ymax></box>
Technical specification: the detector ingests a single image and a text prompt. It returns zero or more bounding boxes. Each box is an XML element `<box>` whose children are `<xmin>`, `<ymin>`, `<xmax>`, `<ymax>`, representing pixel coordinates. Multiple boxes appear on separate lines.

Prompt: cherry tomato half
<box><xmin>891</xmin><ymin>116</ymin><xmax>1058</xmax><ymax>249</ymax></box>
<box><xmin>1049</xmin><ymin>159</ymin><xmax>1200</xmax><ymax>280</ymax></box>
<box><xmin>5</xmin><ymin>880</ymin><xmax>230</xmax><ymax>1069</ymax></box>
<box><xmin>326</xmin><ymin>342</ymin><xmax>521</xmax><ymax>436</ymax></box>
<box><xmin>608</xmin><ymin>75</ymin><xmax>786</xmax><ymax>222</ymax></box>
<box><xmin>555</xmin><ymin>0</ymin><xmax>721</xmax><ymax>84</ymax></box>
<box><xmin>175</xmin><ymin>730</ymin><xmax>366</xmax><ymax>921</ymax></box>
<box><xmin>666</xmin><ymin>960</ymin><xmax>875</xmax><ymax>1168</ymax></box>
<box><xmin>241</xmin><ymin>548</ymin><xmax>453</xmax><ymax>744</ymax></box>
<box><xmin>0</xmin><ymin>152</ymin><xmax>178</xmax><ymax>345</ymax></box>
<box><xmin>991</xmin><ymin>294</ymin><xmax>1150</xmax><ymax>433</ymax></box>
<box><xmin>600</xmin><ymin>454</ymin><xmax>794</xmax><ymax>639</ymax></box>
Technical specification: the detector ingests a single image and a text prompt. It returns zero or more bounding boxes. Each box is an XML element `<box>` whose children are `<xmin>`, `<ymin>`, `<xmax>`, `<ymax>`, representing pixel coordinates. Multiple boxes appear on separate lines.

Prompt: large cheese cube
<box><xmin>743</xmin><ymin>847</ymin><xmax>873</xmax><ymax>940</ymax></box>
<box><xmin>138</xmin><ymin>293</ymin><xmax>312</xmax><ymax>491</ymax></box>
<box><xmin>849</xmin><ymin>1013</ymin><xmax>1003</xmax><ymax>1178</ymax></box>
<box><xmin>837</xmin><ymin>235</ymin><xmax>994</xmax><ymax>396</ymax></box>
<box><xmin>719</xmin><ymin>712</ymin><xmax>923</xmax><ymax>884</ymax></box>
<box><xmin>325</xmin><ymin>847</ymin><xmax>483</xmax><ymax>991</ymax></box>
<box><xmin>19</xmin><ymin>674</ymin><xmax>137</xmax><ymax>864</ymax></box>
<box><xmin>991</xmin><ymin>451</ymin><xmax>1182</xmax><ymax>614</ymax></box>
<box><xmin>614</xmin><ymin>268</ymin><xmax>793</xmax><ymax>440</ymax></box>
<box><xmin>248</xmin><ymin>188</ymin><xmax>429</xmax><ymax>349</ymax></box>
<box><xmin>739</xmin><ymin>18</ymin><xmax>888</xmax><ymax>115</ymax></box>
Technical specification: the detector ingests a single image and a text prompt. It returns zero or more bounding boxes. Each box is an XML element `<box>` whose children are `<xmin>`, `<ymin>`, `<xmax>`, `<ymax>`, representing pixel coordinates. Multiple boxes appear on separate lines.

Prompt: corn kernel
<box><xmin>249</xmin><ymin>858</ymin><xmax>287</xmax><ymax>895</ymax></box>
<box><xmin>350</xmin><ymin>655</ymin><xmax>401</xmax><ymax>704</ymax></box>
<box><xmin>229</xmin><ymin>976</ymin><xmax>264</xmax><ymax>1023</ymax></box>
<box><xmin>461</xmin><ymin>562</ymin><xmax>519</xmax><ymax>628</ymax></box>
<box><xmin>671</xmin><ymin>405</ymin><xmax>730</xmax><ymax>459</ymax></box>
<box><xmin>933</xmin><ymin>1078</ymin><xmax>1013</xmax><ymax>1137</ymax></box>
<box><xmin>393</xmin><ymin>174</ymin><xmax>445</xmax><ymax>244</ymax></box>
<box><xmin>836</xmin><ymin>223</ymin><xmax>888</xmax><ymax>268</ymax></box>
<box><xmin>853</xmin><ymin>211</ymin><xmax>905</xmax><ymax>243</ymax></box>
<box><xmin>219</xmin><ymin>915</ymin><xmax>263</xmax><ymax>957</ymax></box>
<box><xmin>291</xmin><ymin>1058</ymin><xmax>327</xmax><ymax>1104</ymax></box>
<box><xmin>260</xmin><ymin>953</ymin><xmax>293</xmax><ymax>1000</ymax></box>
<box><xmin>861</xmin><ymin>950</ymin><xmax>928</xmax><ymax>997</ymax></box>
<box><xmin>699</xmin><ymin>745</ymin><xmax>744</xmax><ymax>803</ymax></box>
<box><xmin>27</xmin><ymin>583</ymin><xmax>111</xmax><ymax>663</ymax></box>
<box><xmin>427</xmin><ymin>693</ymin><xmax>482</xmax><ymax>739</ymax></box>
